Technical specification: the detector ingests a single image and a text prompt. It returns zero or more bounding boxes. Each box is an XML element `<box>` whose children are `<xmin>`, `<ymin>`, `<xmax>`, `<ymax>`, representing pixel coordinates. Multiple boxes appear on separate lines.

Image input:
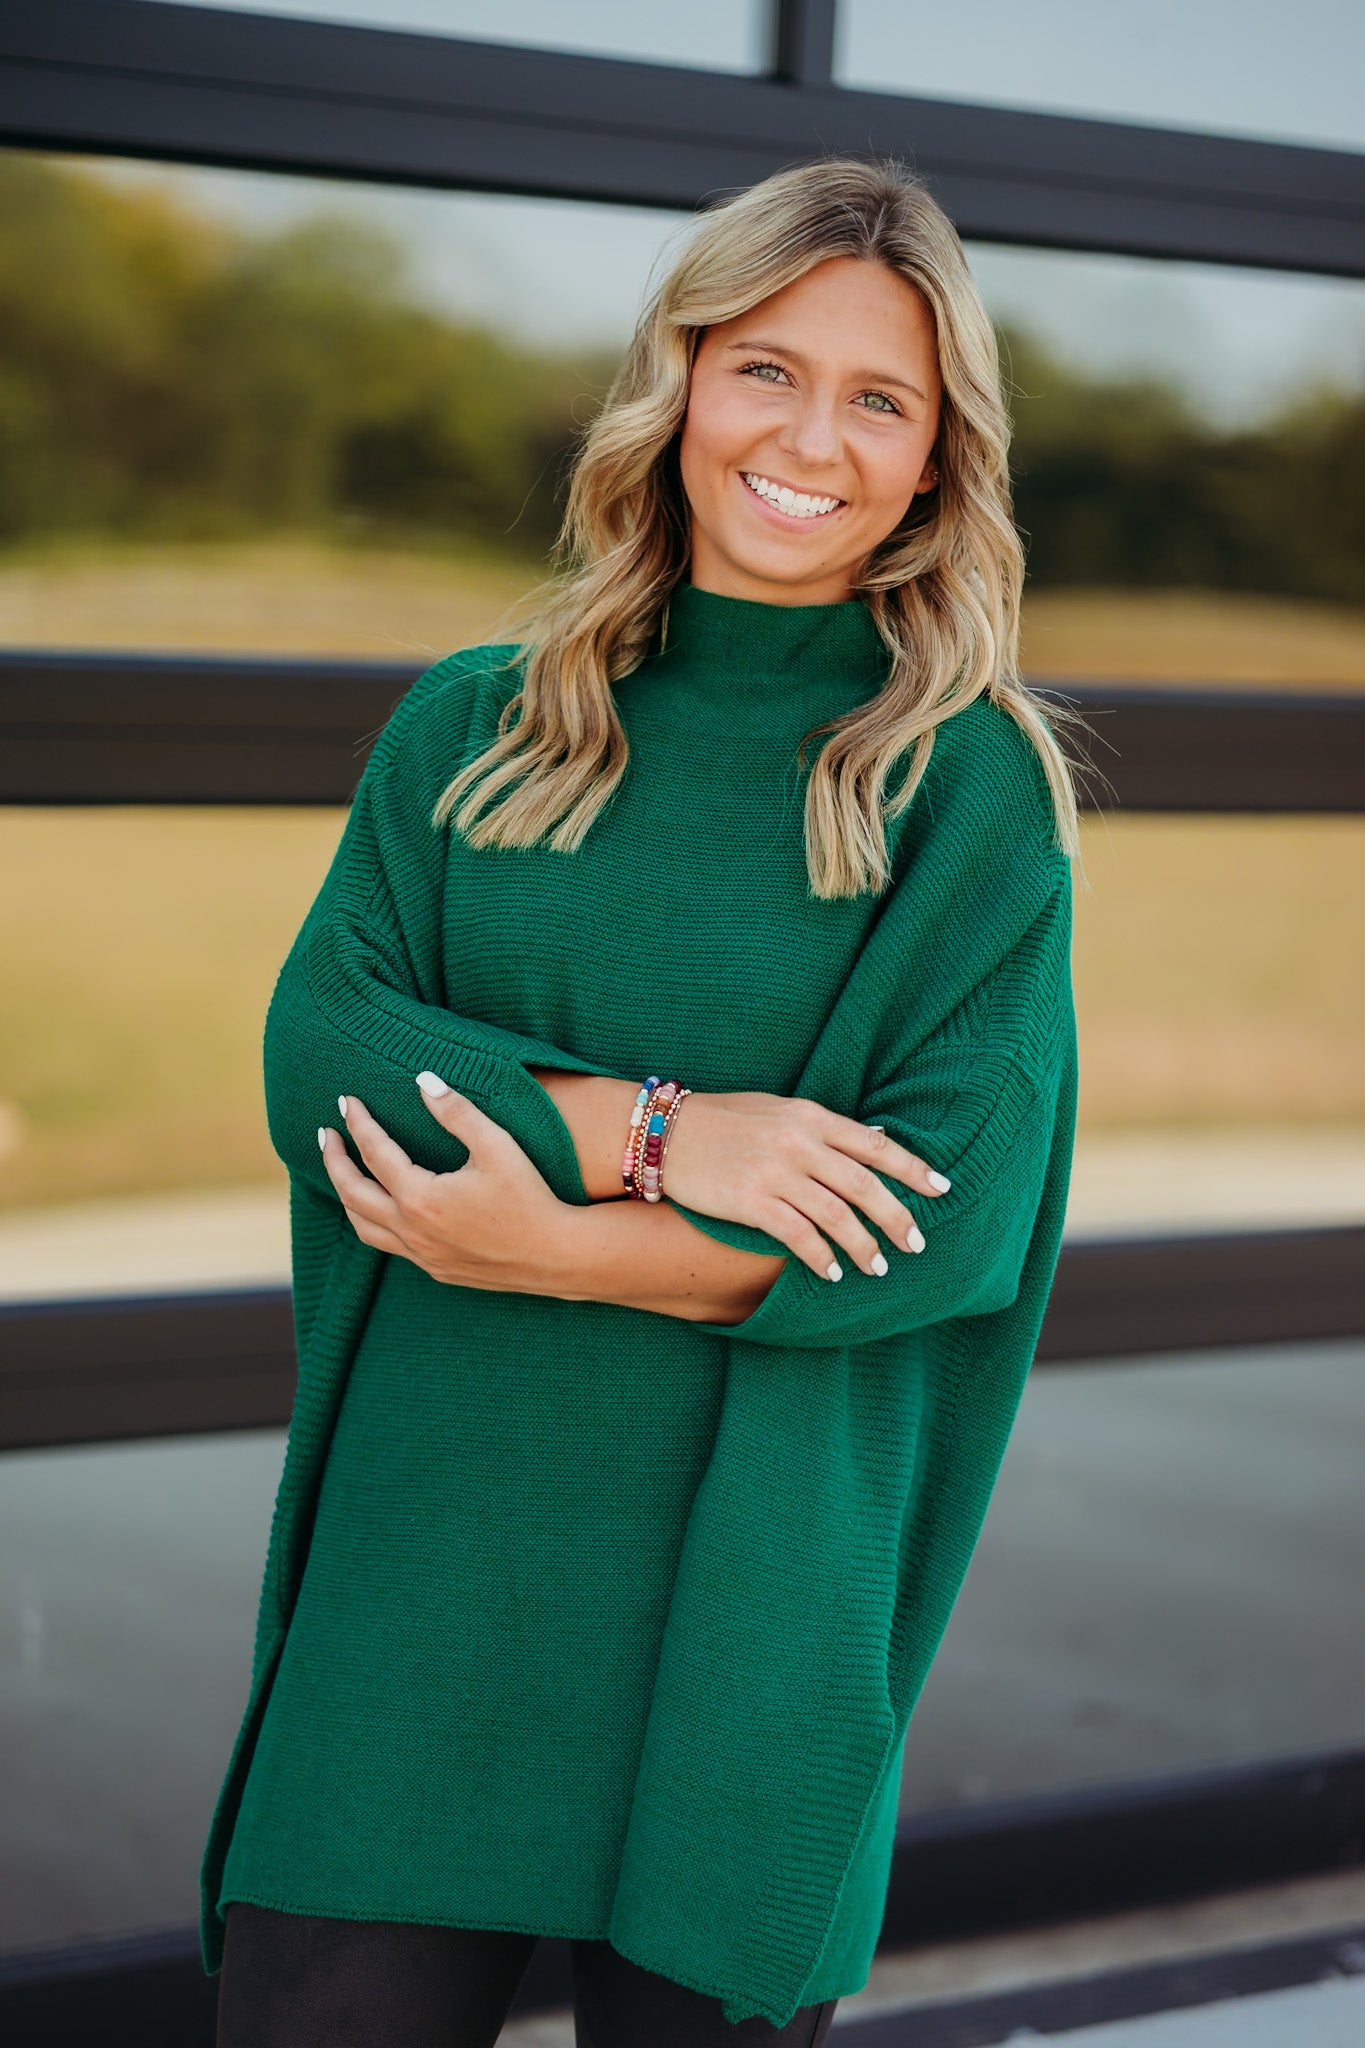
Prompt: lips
<box><xmin>739</xmin><ymin>470</ymin><xmax>847</xmax><ymax>522</ymax></box>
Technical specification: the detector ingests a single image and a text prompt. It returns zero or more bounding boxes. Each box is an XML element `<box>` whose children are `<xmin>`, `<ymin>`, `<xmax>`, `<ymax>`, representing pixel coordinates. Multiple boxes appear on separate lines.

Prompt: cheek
<box><xmin>862</xmin><ymin>435</ymin><xmax>934</xmax><ymax>515</ymax></box>
<box><xmin>682</xmin><ymin>383</ymin><xmax>762</xmax><ymax>476</ymax></box>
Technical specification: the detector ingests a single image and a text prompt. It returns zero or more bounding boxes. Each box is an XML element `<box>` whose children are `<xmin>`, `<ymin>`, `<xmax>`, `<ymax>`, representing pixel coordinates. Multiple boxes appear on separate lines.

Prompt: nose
<box><xmin>775</xmin><ymin>390</ymin><xmax>843</xmax><ymax>474</ymax></box>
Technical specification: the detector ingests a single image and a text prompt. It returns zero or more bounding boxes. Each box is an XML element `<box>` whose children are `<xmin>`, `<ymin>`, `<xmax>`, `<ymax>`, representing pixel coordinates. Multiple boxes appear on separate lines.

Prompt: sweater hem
<box><xmin>215</xmin><ymin>1886</ymin><xmax>608</xmax><ymax>1947</ymax></box>
<box><xmin>211</xmin><ymin>1886</ymin><xmax>863</xmax><ymax>2025</ymax></box>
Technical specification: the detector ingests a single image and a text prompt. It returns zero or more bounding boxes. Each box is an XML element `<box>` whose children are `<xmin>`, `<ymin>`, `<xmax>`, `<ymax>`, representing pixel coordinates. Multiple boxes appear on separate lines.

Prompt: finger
<box><xmin>341</xmin><ymin>1202</ymin><xmax>410</xmax><ymax>1257</ymax></box>
<box><xmin>815</xmin><ymin>1150</ymin><xmax>928</xmax><ymax>1258</ymax></box>
<box><xmin>338</xmin><ymin>1094</ymin><xmax>420</xmax><ymax>1197</ymax></box>
<box><xmin>414</xmin><ymin>1072</ymin><xmax>508</xmax><ymax>1156</ymax></box>
<box><xmin>318</xmin><ymin>1125</ymin><xmax>406</xmax><ymax>1233</ymax></box>
<box><xmin>761</xmin><ymin>1196</ymin><xmax>845</xmax><ymax>1284</ymax></box>
<box><xmin>791</xmin><ymin>1176</ymin><xmax>894</xmax><ymax>1278</ymax></box>
<box><xmin>826</xmin><ymin>1110</ymin><xmax>952</xmax><ymax>1198</ymax></box>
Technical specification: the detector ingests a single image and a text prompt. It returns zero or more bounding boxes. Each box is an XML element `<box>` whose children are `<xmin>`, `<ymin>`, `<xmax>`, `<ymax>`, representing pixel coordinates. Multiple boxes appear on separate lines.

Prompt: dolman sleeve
<box><xmin>262</xmin><ymin>648</ymin><xmax>619</xmax><ymax>1216</ymax></box>
<box><xmin>671</xmin><ymin>695</ymin><xmax>1077</xmax><ymax>1350</ymax></box>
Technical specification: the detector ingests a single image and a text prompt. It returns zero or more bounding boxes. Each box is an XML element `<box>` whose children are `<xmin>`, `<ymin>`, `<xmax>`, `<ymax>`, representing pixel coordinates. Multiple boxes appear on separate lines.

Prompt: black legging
<box><xmin>215</xmin><ymin>1901</ymin><xmax>840</xmax><ymax>2047</ymax></box>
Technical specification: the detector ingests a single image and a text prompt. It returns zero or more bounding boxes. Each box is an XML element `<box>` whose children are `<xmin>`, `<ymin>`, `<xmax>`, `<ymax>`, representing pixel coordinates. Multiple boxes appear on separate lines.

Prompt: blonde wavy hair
<box><xmin>432</xmin><ymin>153</ymin><xmax>1088</xmax><ymax>898</ymax></box>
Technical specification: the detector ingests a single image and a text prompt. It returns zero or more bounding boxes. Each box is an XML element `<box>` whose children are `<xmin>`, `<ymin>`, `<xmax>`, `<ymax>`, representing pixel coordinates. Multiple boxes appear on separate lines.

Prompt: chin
<box><xmin>752</xmin><ymin>544</ymin><xmax>852</xmax><ymax>584</ymax></box>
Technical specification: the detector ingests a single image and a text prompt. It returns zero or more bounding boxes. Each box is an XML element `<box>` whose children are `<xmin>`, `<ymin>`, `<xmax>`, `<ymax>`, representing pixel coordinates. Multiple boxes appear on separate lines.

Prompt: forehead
<box><xmin>703</xmin><ymin>259</ymin><xmax>937</xmax><ymax>359</ymax></box>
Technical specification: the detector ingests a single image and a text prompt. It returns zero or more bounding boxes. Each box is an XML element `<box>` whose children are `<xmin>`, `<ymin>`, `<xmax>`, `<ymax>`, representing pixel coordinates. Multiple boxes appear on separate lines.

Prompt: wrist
<box><xmin>542</xmin><ymin>1196</ymin><xmax>624</xmax><ymax>1303</ymax></box>
<box><xmin>585</xmin><ymin>1075</ymin><xmax>645</xmax><ymax>1200</ymax></box>
<box><xmin>528</xmin><ymin>1069</ymin><xmax>641</xmax><ymax>1202</ymax></box>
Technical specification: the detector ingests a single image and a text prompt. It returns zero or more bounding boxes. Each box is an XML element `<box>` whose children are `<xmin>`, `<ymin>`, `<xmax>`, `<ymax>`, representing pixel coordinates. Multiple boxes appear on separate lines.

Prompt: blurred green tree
<box><xmin>0</xmin><ymin>156</ymin><xmax>613</xmax><ymax>556</ymax></box>
<box><xmin>0</xmin><ymin>154</ymin><xmax>1361</xmax><ymax>604</ymax></box>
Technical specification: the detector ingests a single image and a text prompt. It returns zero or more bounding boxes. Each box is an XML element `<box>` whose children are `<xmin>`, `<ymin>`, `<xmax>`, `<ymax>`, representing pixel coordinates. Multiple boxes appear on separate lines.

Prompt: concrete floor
<box><xmin>496</xmin><ymin>1872</ymin><xmax>1365</xmax><ymax>2043</ymax></box>
<box><xmin>2</xmin><ymin>1337</ymin><xmax>1362</xmax><ymax>1971</ymax></box>
<box><xmin>1031</xmin><ymin>1979</ymin><xmax>1365</xmax><ymax>2047</ymax></box>
<box><xmin>499</xmin><ymin>1974</ymin><xmax>1365</xmax><ymax>2045</ymax></box>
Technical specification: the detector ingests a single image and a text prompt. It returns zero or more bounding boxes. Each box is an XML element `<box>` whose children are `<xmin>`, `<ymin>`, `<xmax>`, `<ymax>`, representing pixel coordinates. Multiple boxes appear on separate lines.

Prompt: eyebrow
<box><xmin>723</xmin><ymin>338</ymin><xmax>928</xmax><ymax>403</ymax></box>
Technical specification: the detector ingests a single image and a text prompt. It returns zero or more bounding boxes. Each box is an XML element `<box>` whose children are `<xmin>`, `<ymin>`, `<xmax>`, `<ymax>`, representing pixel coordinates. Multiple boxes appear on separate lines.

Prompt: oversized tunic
<box><xmin>199</xmin><ymin>580</ymin><xmax>1079</xmax><ymax>2027</ymax></box>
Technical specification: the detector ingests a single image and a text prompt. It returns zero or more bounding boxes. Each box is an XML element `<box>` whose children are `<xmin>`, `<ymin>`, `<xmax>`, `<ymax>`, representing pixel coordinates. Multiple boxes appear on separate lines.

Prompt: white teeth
<box><xmin>742</xmin><ymin>472</ymin><xmax>842</xmax><ymax>519</ymax></box>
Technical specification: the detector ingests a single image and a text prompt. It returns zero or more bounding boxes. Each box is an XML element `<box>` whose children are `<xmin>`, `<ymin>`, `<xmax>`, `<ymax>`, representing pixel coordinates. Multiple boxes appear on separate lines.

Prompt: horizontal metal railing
<box><xmin>4</xmin><ymin>1226</ymin><xmax>1363</xmax><ymax>1455</ymax></box>
<box><xmin>3</xmin><ymin>648</ymin><xmax>1363</xmax><ymax>811</ymax></box>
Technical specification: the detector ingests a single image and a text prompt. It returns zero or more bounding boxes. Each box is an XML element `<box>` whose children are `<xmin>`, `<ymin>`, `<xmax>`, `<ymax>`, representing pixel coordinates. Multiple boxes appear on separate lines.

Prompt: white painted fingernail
<box><xmin>415</xmin><ymin>1071</ymin><xmax>450</xmax><ymax>1097</ymax></box>
<box><xmin>317</xmin><ymin>1127</ymin><xmax>327</xmax><ymax>1150</ymax></box>
<box><xmin>871</xmin><ymin>1252</ymin><xmax>889</xmax><ymax>1275</ymax></box>
<box><xmin>338</xmin><ymin>1095</ymin><xmax>347</xmax><ymax>1118</ymax></box>
<box><xmin>907</xmin><ymin>1224</ymin><xmax>926</xmax><ymax>1253</ymax></box>
<box><xmin>826</xmin><ymin>1261</ymin><xmax>842</xmax><ymax>1282</ymax></box>
<box><xmin>927</xmin><ymin>1170</ymin><xmax>951</xmax><ymax>1191</ymax></box>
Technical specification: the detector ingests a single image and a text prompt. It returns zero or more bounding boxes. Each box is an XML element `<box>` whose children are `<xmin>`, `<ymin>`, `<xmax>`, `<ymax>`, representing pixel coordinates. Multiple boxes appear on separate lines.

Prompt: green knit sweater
<box><xmin>199</xmin><ymin>579</ymin><xmax>1078</xmax><ymax>2028</ymax></box>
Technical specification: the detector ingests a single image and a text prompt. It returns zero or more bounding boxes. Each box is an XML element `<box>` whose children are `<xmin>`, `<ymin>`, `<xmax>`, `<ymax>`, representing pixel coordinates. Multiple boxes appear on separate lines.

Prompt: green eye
<box><xmin>861</xmin><ymin>391</ymin><xmax>898</xmax><ymax>415</ymax></box>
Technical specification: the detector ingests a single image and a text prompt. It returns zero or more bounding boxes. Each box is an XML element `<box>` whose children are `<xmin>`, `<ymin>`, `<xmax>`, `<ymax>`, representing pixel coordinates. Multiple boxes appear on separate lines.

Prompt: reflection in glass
<box><xmin>6</xmin><ymin>1339</ymin><xmax>1363</xmax><ymax>1952</ymax></box>
<box><xmin>2</xmin><ymin>150</ymin><xmax>1364</xmax><ymax>1297</ymax></box>
<box><xmin>838</xmin><ymin>0</ymin><xmax>1365</xmax><ymax>155</ymax></box>
<box><xmin>914</xmin><ymin>1339</ymin><xmax>1365</xmax><ymax>1808</ymax></box>
<box><xmin>138</xmin><ymin>0</ymin><xmax>769</xmax><ymax>72</ymax></box>
<box><xmin>1</xmin><ymin>806</ymin><xmax>1361</xmax><ymax>1302</ymax></box>
<box><xmin>4</xmin><ymin>150</ymin><xmax>1365</xmax><ymax>649</ymax></box>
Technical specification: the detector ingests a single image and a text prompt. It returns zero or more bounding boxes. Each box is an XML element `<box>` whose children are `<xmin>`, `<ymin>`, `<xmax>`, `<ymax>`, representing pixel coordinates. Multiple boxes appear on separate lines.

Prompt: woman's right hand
<box><xmin>660</xmin><ymin>1090</ymin><xmax>952</xmax><ymax>1282</ymax></box>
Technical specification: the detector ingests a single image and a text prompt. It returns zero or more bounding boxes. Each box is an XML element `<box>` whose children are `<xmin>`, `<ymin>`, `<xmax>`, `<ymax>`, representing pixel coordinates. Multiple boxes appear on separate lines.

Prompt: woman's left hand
<box><xmin>317</xmin><ymin>1074</ymin><xmax>566</xmax><ymax>1292</ymax></box>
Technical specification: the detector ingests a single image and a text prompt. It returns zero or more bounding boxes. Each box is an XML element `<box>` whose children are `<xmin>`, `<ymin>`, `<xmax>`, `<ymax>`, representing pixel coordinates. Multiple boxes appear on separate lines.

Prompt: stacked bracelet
<box><xmin>621</xmin><ymin>1075</ymin><xmax>692</xmax><ymax>1202</ymax></box>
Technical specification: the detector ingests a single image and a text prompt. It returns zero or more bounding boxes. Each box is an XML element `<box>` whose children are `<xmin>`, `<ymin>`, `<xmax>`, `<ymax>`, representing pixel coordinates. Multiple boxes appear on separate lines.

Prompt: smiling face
<box><xmin>677</xmin><ymin>254</ymin><xmax>943</xmax><ymax>606</ymax></box>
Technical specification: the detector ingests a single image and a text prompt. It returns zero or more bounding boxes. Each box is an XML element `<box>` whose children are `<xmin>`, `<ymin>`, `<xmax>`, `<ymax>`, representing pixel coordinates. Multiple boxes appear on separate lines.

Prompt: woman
<box><xmin>202</xmin><ymin>155</ymin><xmax>1085</xmax><ymax>2046</ymax></box>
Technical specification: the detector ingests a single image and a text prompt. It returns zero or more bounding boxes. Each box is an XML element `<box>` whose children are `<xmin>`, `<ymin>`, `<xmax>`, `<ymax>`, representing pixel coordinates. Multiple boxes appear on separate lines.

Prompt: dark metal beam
<box><xmin>0</xmin><ymin>1287</ymin><xmax>296</xmax><ymax>1452</ymax></box>
<box><xmin>2</xmin><ymin>650</ymin><xmax>1362</xmax><ymax>812</ymax></box>
<box><xmin>770</xmin><ymin>0</ymin><xmax>837</xmax><ymax>90</ymax></box>
<box><xmin>882</xmin><ymin>1745</ymin><xmax>1365</xmax><ymax>1948</ymax></box>
<box><xmin>3</xmin><ymin>1226</ymin><xmax>1361</xmax><ymax>1454</ymax></box>
<box><xmin>0</xmin><ymin>1</ymin><xmax>1363</xmax><ymax>277</ymax></box>
<box><xmin>1037</xmin><ymin>1224</ymin><xmax>1365</xmax><ymax>1363</ymax></box>
<box><xmin>1036</xmin><ymin>682</ymin><xmax>1365</xmax><ymax>816</ymax></box>
<box><xmin>0</xmin><ymin>649</ymin><xmax>413</xmax><ymax>807</ymax></box>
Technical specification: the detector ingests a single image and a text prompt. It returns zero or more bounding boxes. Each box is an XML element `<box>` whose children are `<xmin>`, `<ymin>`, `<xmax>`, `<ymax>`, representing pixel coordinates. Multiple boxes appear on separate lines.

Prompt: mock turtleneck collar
<box><xmin>653</xmin><ymin>578</ymin><xmax>891</xmax><ymax>688</ymax></box>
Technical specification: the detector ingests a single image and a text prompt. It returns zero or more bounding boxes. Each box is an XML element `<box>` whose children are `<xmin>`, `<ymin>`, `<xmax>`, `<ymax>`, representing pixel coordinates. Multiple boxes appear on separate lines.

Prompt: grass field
<box><xmin>6</xmin><ymin>533</ymin><xmax>1365</xmax><ymax>683</ymax></box>
<box><xmin>1</xmin><ymin>539</ymin><xmax>1362</xmax><ymax>1213</ymax></box>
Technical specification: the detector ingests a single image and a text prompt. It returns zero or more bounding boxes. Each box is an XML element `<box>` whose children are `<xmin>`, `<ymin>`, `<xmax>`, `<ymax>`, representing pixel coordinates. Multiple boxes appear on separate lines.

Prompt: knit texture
<box><xmin>198</xmin><ymin>580</ymin><xmax>1079</xmax><ymax>2028</ymax></box>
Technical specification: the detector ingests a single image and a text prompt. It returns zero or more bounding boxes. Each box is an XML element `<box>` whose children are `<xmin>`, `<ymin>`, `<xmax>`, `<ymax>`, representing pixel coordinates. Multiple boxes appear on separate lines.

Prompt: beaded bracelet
<box><xmin>622</xmin><ymin>1075</ymin><xmax>691</xmax><ymax>1202</ymax></box>
<box><xmin>638</xmin><ymin>1079</ymin><xmax>690</xmax><ymax>1202</ymax></box>
<box><xmin>621</xmin><ymin>1076</ymin><xmax>660</xmax><ymax>1196</ymax></box>
<box><xmin>631</xmin><ymin>1078</ymin><xmax>678</xmax><ymax>1201</ymax></box>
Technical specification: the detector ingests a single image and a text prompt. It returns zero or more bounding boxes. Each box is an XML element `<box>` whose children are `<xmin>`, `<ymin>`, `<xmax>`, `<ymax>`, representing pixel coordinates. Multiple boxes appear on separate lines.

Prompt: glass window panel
<box><xmin>5</xmin><ymin>1339</ymin><xmax>1363</xmax><ymax>1955</ymax></box>
<box><xmin>2</xmin><ymin>808</ymin><xmax>1362</xmax><ymax>1303</ymax></box>
<box><xmin>908</xmin><ymin>1338</ymin><xmax>1365</xmax><ymax>1813</ymax></box>
<box><xmin>3</xmin><ymin>151</ymin><xmax>1363</xmax><ymax>1297</ymax></box>
<box><xmin>837</xmin><ymin>0</ymin><xmax>1365</xmax><ymax>156</ymax></box>
<box><xmin>1</xmin><ymin>1429</ymin><xmax>286</xmax><ymax>1957</ymax></box>
<box><xmin>0</xmin><ymin>150</ymin><xmax>692</xmax><ymax>649</ymax></box>
<box><xmin>137</xmin><ymin>0</ymin><xmax>769</xmax><ymax>73</ymax></box>
<box><xmin>1064</xmin><ymin>816</ymin><xmax>1365</xmax><ymax>1240</ymax></box>
<box><xmin>4</xmin><ymin>152</ymin><xmax>1364</xmax><ymax>659</ymax></box>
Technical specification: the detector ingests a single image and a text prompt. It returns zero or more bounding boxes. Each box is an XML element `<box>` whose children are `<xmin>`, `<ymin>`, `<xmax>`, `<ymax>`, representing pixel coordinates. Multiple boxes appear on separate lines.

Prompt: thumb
<box><xmin>414</xmin><ymin>1070</ymin><xmax>493</xmax><ymax>1148</ymax></box>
